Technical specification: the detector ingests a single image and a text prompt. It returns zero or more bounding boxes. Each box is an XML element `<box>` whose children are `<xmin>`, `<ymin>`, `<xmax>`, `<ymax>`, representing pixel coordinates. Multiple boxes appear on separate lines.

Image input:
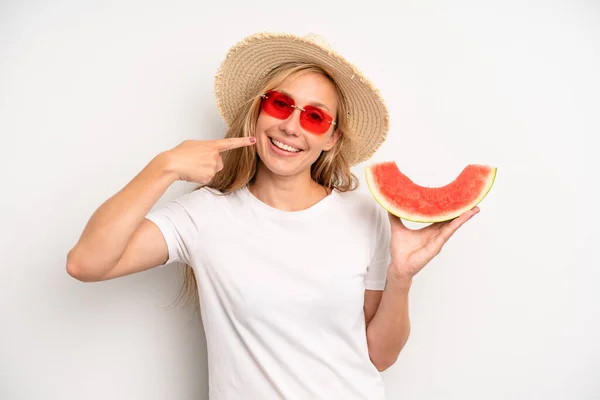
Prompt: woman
<box><xmin>66</xmin><ymin>32</ymin><xmax>478</xmax><ymax>399</ymax></box>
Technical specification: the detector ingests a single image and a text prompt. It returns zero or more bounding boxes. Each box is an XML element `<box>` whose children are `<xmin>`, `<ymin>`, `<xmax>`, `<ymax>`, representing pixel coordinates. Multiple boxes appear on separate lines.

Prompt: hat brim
<box><xmin>214</xmin><ymin>32</ymin><xmax>389</xmax><ymax>166</ymax></box>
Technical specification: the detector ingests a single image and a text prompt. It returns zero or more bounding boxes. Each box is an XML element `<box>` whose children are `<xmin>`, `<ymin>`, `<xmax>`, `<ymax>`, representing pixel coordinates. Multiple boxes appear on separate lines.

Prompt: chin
<box><xmin>256</xmin><ymin>140</ymin><xmax>314</xmax><ymax>178</ymax></box>
<box><xmin>258</xmin><ymin>155</ymin><xmax>305</xmax><ymax>178</ymax></box>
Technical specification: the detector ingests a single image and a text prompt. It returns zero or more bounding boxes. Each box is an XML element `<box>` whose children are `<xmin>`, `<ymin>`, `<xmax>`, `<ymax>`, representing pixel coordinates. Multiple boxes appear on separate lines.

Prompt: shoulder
<box><xmin>172</xmin><ymin>185</ymin><xmax>219</xmax><ymax>203</ymax></box>
<box><xmin>331</xmin><ymin>188</ymin><xmax>390</xmax><ymax>249</ymax></box>
<box><xmin>166</xmin><ymin>186</ymin><xmax>234</xmax><ymax>211</ymax></box>
<box><xmin>335</xmin><ymin>188</ymin><xmax>380</xmax><ymax>212</ymax></box>
<box><xmin>334</xmin><ymin>188</ymin><xmax>388</xmax><ymax>224</ymax></box>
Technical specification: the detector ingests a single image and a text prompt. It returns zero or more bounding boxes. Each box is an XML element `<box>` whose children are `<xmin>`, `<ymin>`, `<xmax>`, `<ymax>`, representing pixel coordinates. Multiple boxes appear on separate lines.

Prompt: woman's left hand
<box><xmin>387</xmin><ymin>207</ymin><xmax>480</xmax><ymax>281</ymax></box>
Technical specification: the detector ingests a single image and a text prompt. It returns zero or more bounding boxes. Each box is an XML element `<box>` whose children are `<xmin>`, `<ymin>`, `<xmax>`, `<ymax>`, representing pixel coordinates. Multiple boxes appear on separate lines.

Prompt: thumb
<box><xmin>388</xmin><ymin>211</ymin><xmax>409</xmax><ymax>231</ymax></box>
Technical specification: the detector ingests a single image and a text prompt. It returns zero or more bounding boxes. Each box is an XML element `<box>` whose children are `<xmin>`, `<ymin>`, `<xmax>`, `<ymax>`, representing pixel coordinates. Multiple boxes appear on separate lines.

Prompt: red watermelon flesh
<box><xmin>365</xmin><ymin>162</ymin><xmax>496</xmax><ymax>223</ymax></box>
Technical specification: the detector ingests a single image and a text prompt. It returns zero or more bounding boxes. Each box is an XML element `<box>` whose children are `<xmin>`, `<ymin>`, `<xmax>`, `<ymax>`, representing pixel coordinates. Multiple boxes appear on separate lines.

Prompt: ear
<box><xmin>323</xmin><ymin>129</ymin><xmax>341</xmax><ymax>151</ymax></box>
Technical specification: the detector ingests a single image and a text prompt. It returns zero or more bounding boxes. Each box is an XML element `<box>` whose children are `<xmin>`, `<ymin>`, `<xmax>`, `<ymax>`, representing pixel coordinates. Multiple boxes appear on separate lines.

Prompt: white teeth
<box><xmin>271</xmin><ymin>138</ymin><xmax>301</xmax><ymax>153</ymax></box>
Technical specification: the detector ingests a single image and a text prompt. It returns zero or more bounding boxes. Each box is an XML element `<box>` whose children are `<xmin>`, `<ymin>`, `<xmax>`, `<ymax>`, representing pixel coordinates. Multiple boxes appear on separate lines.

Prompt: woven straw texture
<box><xmin>214</xmin><ymin>32</ymin><xmax>389</xmax><ymax>166</ymax></box>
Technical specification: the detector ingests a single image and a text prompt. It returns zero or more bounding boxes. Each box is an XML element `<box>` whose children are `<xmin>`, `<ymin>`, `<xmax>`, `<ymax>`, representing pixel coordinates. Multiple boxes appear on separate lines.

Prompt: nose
<box><xmin>279</xmin><ymin>107</ymin><xmax>303</xmax><ymax>136</ymax></box>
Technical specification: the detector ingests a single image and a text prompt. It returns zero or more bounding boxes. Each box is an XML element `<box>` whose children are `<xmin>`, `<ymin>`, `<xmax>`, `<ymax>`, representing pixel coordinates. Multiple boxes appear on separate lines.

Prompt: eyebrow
<box><xmin>280</xmin><ymin>90</ymin><xmax>332</xmax><ymax>112</ymax></box>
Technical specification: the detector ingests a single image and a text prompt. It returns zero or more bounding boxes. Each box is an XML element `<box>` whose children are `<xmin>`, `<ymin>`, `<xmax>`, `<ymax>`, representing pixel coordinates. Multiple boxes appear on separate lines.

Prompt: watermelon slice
<box><xmin>365</xmin><ymin>162</ymin><xmax>497</xmax><ymax>223</ymax></box>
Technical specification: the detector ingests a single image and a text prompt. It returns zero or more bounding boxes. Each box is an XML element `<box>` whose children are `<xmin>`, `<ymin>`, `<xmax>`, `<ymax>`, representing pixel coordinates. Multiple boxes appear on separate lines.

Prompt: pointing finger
<box><xmin>216</xmin><ymin>136</ymin><xmax>256</xmax><ymax>152</ymax></box>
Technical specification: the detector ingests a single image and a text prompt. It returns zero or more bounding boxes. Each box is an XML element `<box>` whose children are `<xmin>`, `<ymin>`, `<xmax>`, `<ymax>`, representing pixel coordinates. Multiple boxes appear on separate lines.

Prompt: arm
<box><xmin>364</xmin><ymin>207</ymin><xmax>479</xmax><ymax>371</ymax></box>
<box><xmin>364</xmin><ymin>269</ymin><xmax>412</xmax><ymax>372</ymax></box>
<box><xmin>66</xmin><ymin>137</ymin><xmax>256</xmax><ymax>282</ymax></box>
<box><xmin>66</xmin><ymin>153</ymin><xmax>177</xmax><ymax>281</ymax></box>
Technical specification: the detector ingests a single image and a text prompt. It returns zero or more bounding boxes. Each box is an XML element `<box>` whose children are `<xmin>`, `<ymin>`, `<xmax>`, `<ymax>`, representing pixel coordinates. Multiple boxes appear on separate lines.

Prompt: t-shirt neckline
<box><xmin>239</xmin><ymin>185</ymin><xmax>339</xmax><ymax>220</ymax></box>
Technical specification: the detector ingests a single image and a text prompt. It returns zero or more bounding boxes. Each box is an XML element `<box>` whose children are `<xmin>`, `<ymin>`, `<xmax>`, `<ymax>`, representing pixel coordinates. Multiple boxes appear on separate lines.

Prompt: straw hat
<box><xmin>214</xmin><ymin>32</ymin><xmax>390</xmax><ymax>166</ymax></box>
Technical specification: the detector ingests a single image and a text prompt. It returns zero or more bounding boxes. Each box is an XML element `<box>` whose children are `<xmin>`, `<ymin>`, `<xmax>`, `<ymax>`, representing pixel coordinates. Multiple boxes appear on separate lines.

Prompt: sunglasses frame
<box><xmin>260</xmin><ymin>90</ymin><xmax>337</xmax><ymax>135</ymax></box>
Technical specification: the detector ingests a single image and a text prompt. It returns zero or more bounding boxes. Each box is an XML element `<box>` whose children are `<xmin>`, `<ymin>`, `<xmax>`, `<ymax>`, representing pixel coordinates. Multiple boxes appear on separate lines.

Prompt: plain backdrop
<box><xmin>1</xmin><ymin>0</ymin><xmax>598</xmax><ymax>399</ymax></box>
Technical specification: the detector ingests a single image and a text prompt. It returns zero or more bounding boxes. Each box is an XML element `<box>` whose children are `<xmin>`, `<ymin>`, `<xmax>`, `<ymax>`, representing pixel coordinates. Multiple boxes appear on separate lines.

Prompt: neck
<box><xmin>249</xmin><ymin>162</ymin><xmax>329</xmax><ymax>212</ymax></box>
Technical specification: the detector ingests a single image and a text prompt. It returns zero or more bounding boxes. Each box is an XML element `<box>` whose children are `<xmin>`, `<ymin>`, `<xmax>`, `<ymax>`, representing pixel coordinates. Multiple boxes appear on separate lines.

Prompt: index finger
<box><xmin>215</xmin><ymin>137</ymin><xmax>256</xmax><ymax>152</ymax></box>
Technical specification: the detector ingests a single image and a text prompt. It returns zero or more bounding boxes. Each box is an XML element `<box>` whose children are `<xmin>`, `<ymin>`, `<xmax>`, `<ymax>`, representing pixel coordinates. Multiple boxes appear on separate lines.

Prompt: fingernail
<box><xmin>250</xmin><ymin>137</ymin><xmax>256</xmax><ymax>143</ymax></box>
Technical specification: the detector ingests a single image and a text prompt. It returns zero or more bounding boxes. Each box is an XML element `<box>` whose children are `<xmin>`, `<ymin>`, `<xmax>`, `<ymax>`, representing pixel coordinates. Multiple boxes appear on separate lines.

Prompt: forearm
<box><xmin>366</xmin><ymin>266</ymin><xmax>413</xmax><ymax>371</ymax></box>
<box><xmin>67</xmin><ymin>152</ymin><xmax>177</xmax><ymax>271</ymax></box>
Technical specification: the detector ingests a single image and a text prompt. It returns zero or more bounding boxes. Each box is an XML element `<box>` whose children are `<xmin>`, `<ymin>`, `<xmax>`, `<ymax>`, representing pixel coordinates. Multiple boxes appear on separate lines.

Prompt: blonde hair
<box><xmin>170</xmin><ymin>62</ymin><xmax>359</xmax><ymax>317</ymax></box>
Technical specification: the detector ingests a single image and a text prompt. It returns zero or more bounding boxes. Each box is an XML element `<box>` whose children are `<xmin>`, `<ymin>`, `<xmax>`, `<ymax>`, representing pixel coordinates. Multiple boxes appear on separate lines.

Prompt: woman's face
<box><xmin>254</xmin><ymin>71</ymin><xmax>340</xmax><ymax>179</ymax></box>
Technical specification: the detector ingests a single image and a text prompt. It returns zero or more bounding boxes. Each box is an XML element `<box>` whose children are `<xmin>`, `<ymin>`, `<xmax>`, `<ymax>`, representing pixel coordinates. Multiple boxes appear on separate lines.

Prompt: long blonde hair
<box><xmin>170</xmin><ymin>62</ymin><xmax>359</xmax><ymax>317</ymax></box>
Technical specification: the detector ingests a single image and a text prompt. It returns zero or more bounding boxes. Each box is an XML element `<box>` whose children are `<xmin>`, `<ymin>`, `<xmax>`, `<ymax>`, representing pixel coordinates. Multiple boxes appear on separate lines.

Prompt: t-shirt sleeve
<box><xmin>145</xmin><ymin>190</ymin><xmax>202</xmax><ymax>267</ymax></box>
<box><xmin>364</xmin><ymin>204</ymin><xmax>391</xmax><ymax>290</ymax></box>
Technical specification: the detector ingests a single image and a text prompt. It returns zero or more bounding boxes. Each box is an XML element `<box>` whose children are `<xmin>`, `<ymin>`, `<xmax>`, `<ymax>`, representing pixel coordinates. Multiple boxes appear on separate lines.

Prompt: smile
<box><xmin>270</xmin><ymin>138</ymin><xmax>302</xmax><ymax>153</ymax></box>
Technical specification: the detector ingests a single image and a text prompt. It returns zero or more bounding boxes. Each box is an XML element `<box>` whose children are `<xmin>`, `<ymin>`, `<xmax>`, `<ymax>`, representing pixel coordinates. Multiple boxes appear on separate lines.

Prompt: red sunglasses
<box><xmin>260</xmin><ymin>90</ymin><xmax>337</xmax><ymax>135</ymax></box>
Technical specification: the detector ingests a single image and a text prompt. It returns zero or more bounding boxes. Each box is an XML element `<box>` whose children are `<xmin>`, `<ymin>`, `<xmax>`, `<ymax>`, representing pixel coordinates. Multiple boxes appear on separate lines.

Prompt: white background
<box><xmin>1</xmin><ymin>0</ymin><xmax>598</xmax><ymax>399</ymax></box>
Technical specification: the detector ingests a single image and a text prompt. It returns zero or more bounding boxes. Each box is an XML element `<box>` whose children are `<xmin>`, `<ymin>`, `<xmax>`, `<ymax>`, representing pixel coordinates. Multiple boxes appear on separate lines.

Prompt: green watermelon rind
<box><xmin>365</xmin><ymin>163</ymin><xmax>497</xmax><ymax>223</ymax></box>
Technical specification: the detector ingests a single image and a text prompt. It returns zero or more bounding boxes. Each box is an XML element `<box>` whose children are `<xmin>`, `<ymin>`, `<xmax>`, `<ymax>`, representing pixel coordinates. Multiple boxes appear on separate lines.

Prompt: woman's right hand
<box><xmin>164</xmin><ymin>137</ymin><xmax>256</xmax><ymax>184</ymax></box>
<box><xmin>66</xmin><ymin>136</ymin><xmax>255</xmax><ymax>282</ymax></box>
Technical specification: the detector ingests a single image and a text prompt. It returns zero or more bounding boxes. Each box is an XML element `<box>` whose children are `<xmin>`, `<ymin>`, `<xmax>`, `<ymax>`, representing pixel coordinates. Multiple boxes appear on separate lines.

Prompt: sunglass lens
<box><xmin>263</xmin><ymin>91</ymin><xmax>293</xmax><ymax>119</ymax></box>
<box><xmin>299</xmin><ymin>106</ymin><xmax>326</xmax><ymax>134</ymax></box>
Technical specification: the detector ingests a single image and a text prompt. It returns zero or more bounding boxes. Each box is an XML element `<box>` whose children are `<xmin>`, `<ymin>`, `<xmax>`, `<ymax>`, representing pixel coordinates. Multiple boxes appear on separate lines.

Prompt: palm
<box><xmin>388</xmin><ymin>207</ymin><xmax>480</xmax><ymax>279</ymax></box>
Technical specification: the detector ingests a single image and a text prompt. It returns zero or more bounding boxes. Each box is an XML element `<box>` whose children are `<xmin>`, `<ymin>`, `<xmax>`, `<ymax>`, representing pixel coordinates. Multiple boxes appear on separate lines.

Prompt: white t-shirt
<box><xmin>146</xmin><ymin>185</ymin><xmax>391</xmax><ymax>399</ymax></box>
